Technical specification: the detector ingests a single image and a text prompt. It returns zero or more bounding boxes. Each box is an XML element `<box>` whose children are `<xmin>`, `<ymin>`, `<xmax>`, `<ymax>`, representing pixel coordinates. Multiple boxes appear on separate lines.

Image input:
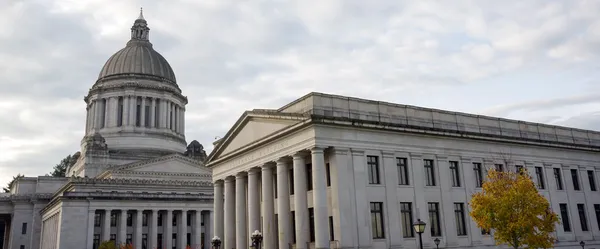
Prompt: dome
<box><xmin>96</xmin><ymin>9</ymin><xmax>177</xmax><ymax>85</ymax></box>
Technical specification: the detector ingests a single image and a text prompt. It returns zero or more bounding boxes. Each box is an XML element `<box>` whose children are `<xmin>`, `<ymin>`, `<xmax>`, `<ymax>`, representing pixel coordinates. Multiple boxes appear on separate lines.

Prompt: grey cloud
<box><xmin>482</xmin><ymin>93</ymin><xmax>600</xmax><ymax>117</ymax></box>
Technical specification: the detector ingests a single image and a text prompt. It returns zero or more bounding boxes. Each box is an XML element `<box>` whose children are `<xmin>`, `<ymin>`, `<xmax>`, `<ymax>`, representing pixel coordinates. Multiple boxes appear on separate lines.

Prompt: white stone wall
<box><xmin>57</xmin><ymin>202</ymin><xmax>90</xmax><ymax>249</ymax></box>
<box><xmin>8</xmin><ymin>203</ymin><xmax>35</xmax><ymax>249</ymax></box>
<box><xmin>40</xmin><ymin>212</ymin><xmax>59</xmax><ymax>249</ymax></box>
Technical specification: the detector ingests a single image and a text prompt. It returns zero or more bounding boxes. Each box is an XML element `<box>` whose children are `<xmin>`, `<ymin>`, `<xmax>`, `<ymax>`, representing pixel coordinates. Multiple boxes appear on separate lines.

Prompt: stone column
<box><xmin>261</xmin><ymin>164</ymin><xmax>276</xmax><ymax>249</ymax></box>
<box><xmin>277</xmin><ymin>158</ymin><xmax>292</xmax><ymax>249</ymax></box>
<box><xmin>89</xmin><ymin>100</ymin><xmax>96</xmax><ymax>130</ymax></box>
<box><xmin>166</xmin><ymin>210</ymin><xmax>173</xmax><ymax>249</ymax></box>
<box><xmin>214</xmin><ymin>180</ymin><xmax>224</xmax><ymax>240</ymax></box>
<box><xmin>236</xmin><ymin>173</ymin><xmax>247</xmax><ymax>249</ymax></box>
<box><xmin>181</xmin><ymin>107</ymin><xmax>185</xmax><ymax>135</ymax></box>
<box><xmin>150</xmin><ymin>210</ymin><xmax>158</xmax><ymax>249</ymax></box>
<box><xmin>205</xmin><ymin>211</ymin><xmax>213</xmax><ymax>249</ymax></box>
<box><xmin>224</xmin><ymin>176</ymin><xmax>236</xmax><ymax>249</ymax></box>
<box><xmin>293</xmin><ymin>152</ymin><xmax>310</xmax><ymax>249</ymax></box>
<box><xmin>311</xmin><ymin>147</ymin><xmax>330</xmax><ymax>249</ymax></box>
<box><xmin>135</xmin><ymin>210</ymin><xmax>143</xmax><ymax>249</ymax></box>
<box><xmin>140</xmin><ymin>97</ymin><xmax>146</xmax><ymax>127</ymax></box>
<box><xmin>129</xmin><ymin>96</ymin><xmax>136</xmax><ymax>127</ymax></box>
<box><xmin>122</xmin><ymin>96</ymin><xmax>130</xmax><ymax>126</ymax></box>
<box><xmin>150</xmin><ymin>98</ymin><xmax>156</xmax><ymax>128</ymax></box>
<box><xmin>119</xmin><ymin>210</ymin><xmax>127</xmax><ymax>245</ymax></box>
<box><xmin>87</xmin><ymin>209</ymin><xmax>96</xmax><ymax>249</ymax></box>
<box><xmin>179</xmin><ymin>210</ymin><xmax>188</xmax><ymax>249</ymax></box>
<box><xmin>103</xmin><ymin>209</ymin><xmax>112</xmax><ymax>241</ymax></box>
<box><xmin>193</xmin><ymin>211</ymin><xmax>202</xmax><ymax>248</ymax></box>
<box><xmin>248</xmin><ymin>168</ymin><xmax>261</xmax><ymax>240</ymax></box>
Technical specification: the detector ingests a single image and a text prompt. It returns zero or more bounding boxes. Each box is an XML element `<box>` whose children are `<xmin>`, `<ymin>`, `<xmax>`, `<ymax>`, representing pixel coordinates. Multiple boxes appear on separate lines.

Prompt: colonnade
<box><xmin>213</xmin><ymin>147</ymin><xmax>330</xmax><ymax>249</ymax></box>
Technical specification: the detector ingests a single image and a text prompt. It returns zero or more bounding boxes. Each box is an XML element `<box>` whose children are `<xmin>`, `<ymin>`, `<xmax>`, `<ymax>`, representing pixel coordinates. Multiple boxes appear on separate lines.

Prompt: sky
<box><xmin>1</xmin><ymin>0</ymin><xmax>600</xmax><ymax>187</ymax></box>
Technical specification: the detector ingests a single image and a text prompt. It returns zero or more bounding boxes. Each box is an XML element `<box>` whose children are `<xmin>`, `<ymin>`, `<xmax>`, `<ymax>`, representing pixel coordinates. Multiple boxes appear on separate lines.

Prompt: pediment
<box><xmin>110</xmin><ymin>154</ymin><xmax>211</xmax><ymax>175</ymax></box>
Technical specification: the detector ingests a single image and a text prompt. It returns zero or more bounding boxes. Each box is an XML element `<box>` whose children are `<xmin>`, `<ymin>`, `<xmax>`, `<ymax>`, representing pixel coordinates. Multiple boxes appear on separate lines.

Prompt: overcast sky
<box><xmin>1</xmin><ymin>0</ymin><xmax>600</xmax><ymax>187</ymax></box>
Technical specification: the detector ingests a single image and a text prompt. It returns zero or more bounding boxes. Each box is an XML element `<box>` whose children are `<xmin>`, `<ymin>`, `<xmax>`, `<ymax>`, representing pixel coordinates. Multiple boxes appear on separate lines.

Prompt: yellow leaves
<box><xmin>469</xmin><ymin>169</ymin><xmax>559</xmax><ymax>249</ymax></box>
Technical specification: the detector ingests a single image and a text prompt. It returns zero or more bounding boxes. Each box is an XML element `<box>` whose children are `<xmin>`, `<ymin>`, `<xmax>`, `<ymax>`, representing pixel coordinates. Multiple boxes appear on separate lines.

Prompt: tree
<box><xmin>49</xmin><ymin>152</ymin><xmax>80</xmax><ymax>177</ymax></box>
<box><xmin>3</xmin><ymin>174</ymin><xmax>24</xmax><ymax>193</ymax></box>
<box><xmin>469</xmin><ymin>168</ymin><xmax>559</xmax><ymax>249</ymax></box>
<box><xmin>97</xmin><ymin>241</ymin><xmax>116</xmax><ymax>249</ymax></box>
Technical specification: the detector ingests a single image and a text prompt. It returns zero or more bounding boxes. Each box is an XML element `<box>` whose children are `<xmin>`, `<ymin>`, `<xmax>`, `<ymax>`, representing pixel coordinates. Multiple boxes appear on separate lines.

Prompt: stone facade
<box><xmin>207</xmin><ymin>92</ymin><xmax>600</xmax><ymax>249</ymax></box>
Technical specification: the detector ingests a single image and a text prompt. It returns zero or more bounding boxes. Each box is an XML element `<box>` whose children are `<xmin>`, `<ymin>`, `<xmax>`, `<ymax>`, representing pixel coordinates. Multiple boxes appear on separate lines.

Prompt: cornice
<box><xmin>110</xmin><ymin>170</ymin><xmax>212</xmax><ymax>178</ymax></box>
<box><xmin>69</xmin><ymin>177</ymin><xmax>213</xmax><ymax>187</ymax></box>
<box><xmin>86</xmin><ymin>81</ymin><xmax>188</xmax><ymax>104</ymax></box>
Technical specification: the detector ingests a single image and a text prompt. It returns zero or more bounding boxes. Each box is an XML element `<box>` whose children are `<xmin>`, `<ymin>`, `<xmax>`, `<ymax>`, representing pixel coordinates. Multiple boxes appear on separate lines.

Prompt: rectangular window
<box><xmin>21</xmin><ymin>223</ymin><xmax>27</xmax><ymax>234</ymax></box>
<box><xmin>400</xmin><ymin>202</ymin><xmax>414</xmax><ymax>238</ymax></box>
<box><xmin>142</xmin><ymin>234</ymin><xmax>148</xmax><ymax>249</ymax></box>
<box><xmin>93</xmin><ymin>234</ymin><xmax>100</xmax><ymax>249</ymax></box>
<box><xmin>127</xmin><ymin>213</ymin><xmax>133</xmax><ymax>226</ymax></box>
<box><xmin>157</xmin><ymin>234</ymin><xmax>163</xmax><ymax>249</ymax></box>
<box><xmin>554</xmin><ymin>168</ymin><xmax>563</xmax><ymax>190</ymax></box>
<box><xmin>309</xmin><ymin>208</ymin><xmax>315</xmax><ymax>242</ymax></box>
<box><xmin>329</xmin><ymin>216</ymin><xmax>334</xmax><ymax>241</ymax></box>
<box><xmin>450</xmin><ymin>161</ymin><xmax>461</xmax><ymax>187</ymax></box>
<box><xmin>559</xmin><ymin>203</ymin><xmax>571</xmax><ymax>232</ymax></box>
<box><xmin>117</xmin><ymin>97</ymin><xmax>124</xmax><ymax>127</ymax></box>
<box><xmin>172</xmin><ymin>214</ymin><xmax>177</xmax><ymax>226</ymax></box>
<box><xmin>474</xmin><ymin>162</ymin><xmax>483</xmax><ymax>187</ymax></box>
<box><xmin>187</xmin><ymin>213</ymin><xmax>191</xmax><ymax>226</ymax></box>
<box><xmin>495</xmin><ymin>164</ymin><xmax>504</xmax><ymax>172</ymax></box>
<box><xmin>306</xmin><ymin>163</ymin><xmax>313</xmax><ymax>191</ymax></box>
<box><xmin>126</xmin><ymin>234</ymin><xmax>133</xmax><ymax>245</ymax></box>
<box><xmin>535</xmin><ymin>167</ymin><xmax>545</xmax><ymax>189</ymax></box>
<box><xmin>136</xmin><ymin>98</ymin><xmax>141</xmax><ymax>127</ymax></box>
<box><xmin>370</xmin><ymin>202</ymin><xmax>385</xmax><ymax>239</ymax></box>
<box><xmin>424</xmin><ymin>159</ymin><xmax>436</xmax><ymax>186</ymax></box>
<box><xmin>515</xmin><ymin>165</ymin><xmax>523</xmax><ymax>174</ymax></box>
<box><xmin>154</xmin><ymin>99</ymin><xmax>160</xmax><ymax>128</ymax></box>
<box><xmin>572</xmin><ymin>169</ymin><xmax>581</xmax><ymax>190</ymax></box>
<box><xmin>172</xmin><ymin>234</ymin><xmax>176</xmax><ymax>249</ymax></box>
<box><xmin>110</xmin><ymin>234</ymin><xmax>116</xmax><ymax>242</ymax></box>
<box><xmin>397</xmin><ymin>157</ymin><xmax>409</xmax><ymax>185</ymax></box>
<box><xmin>157</xmin><ymin>213</ymin><xmax>163</xmax><ymax>227</ymax></box>
<box><xmin>144</xmin><ymin>105</ymin><xmax>150</xmax><ymax>127</ymax></box>
<box><xmin>428</xmin><ymin>202</ymin><xmax>441</xmax><ymax>236</ymax></box>
<box><xmin>20</xmin><ymin>245</ymin><xmax>24</xmax><ymax>249</ymax></box>
<box><xmin>367</xmin><ymin>156</ymin><xmax>381</xmax><ymax>184</ymax></box>
<box><xmin>454</xmin><ymin>203</ymin><xmax>467</xmax><ymax>236</ymax></box>
<box><xmin>326</xmin><ymin>163</ymin><xmax>331</xmax><ymax>187</ymax></box>
<box><xmin>578</xmin><ymin>203</ymin><xmax>589</xmax><ymax>231</ymax></box>
<box><xmin>110</xmin><ymin>212</ymin><xmax>117</xmax><ymax>227</ymax></box>
<box><xmin>142</xmin><ymin>212</ymin><xmax>148</xmax><ymax>226</ymax></box>
<box><xmin>594</xmin><ymin>204</ymin><xmax>600</xmax><ymax>231</ymax></box>
<box><xmin>100</xmin><ymin>99</ymin><xmax>106</xmax><ymax>128</ymax></box>
<box><xmin>291</xmin><ymin>211</ymin><xmax>296</xmax><ymax>243</ymax></box>
<box><xmin>588</xmin><ymin>170</ymin><xmax>597</xmax><ymax>191</ymax></box>
<box><xmin>289</xmin><ymin>169</ymin><xmax>295</xmax><ymax>195</ymax></box>
<box><xmin>94</xmin><ymin>213</ymin><xmax>101</xmax><ymax>227</ymax></box>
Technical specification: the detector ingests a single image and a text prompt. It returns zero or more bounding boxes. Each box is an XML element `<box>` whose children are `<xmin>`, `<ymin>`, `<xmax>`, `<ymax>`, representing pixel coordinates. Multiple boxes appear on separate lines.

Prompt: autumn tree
<box><xmin>3</xmin><ymin>174</ymin><xmax>24</xmax><ymax>193</ymax></box>
<box><xmin>470</xmin><ymin>168</ymin><xmax>559</xmax><ymax>249</ymax></box>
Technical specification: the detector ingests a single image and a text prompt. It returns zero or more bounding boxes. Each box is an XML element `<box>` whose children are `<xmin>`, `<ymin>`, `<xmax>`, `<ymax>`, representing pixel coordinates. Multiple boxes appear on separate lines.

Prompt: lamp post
<box><xmin>434</xmin><ymin>238</ymin><xmax>440</xmax><ymax>249</ymax></box>
<box><xmin>211</xmin><ymin>236</ymin><xmax>221</xmax><ymax>249</ymax></box>
<box><xmin>580</xmin><ymin>241</ymin><xmax>585</xmax><ymax>249</ymax></box>
<box><xmin>413</xmin><ymin>219</ymin><xmax>426</xmax><ymax>249</ymax></box>
<box><xmin>251</xmin><ymin>230</ymin><xmax>263</xmax><ymax>249</ymax></box>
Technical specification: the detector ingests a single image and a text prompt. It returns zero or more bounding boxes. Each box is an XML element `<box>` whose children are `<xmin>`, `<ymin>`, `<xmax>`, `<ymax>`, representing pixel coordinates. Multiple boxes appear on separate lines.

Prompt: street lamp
<box><xmin>434</xmin><ymin>238</ymin><xmax>440</xmax><ymax>249</ymax></box>
<box><xmin>413</xmin><ymin>219</ymin><xmax>427</xmax><ymax>249</ymax></box>
<box><xmin>580</xmin><ymin>241</ymin><xmax>585</xmax><ymax>249</ymax></box>
<box><xmin>251</xmin><ymin>230</ymin><xmax>263</xmax><ymax>249</ymax></box>
<box><xmin>211</xmin><ymin>236</ymin><xmax>221</xmax><ymax>249</ymax></box>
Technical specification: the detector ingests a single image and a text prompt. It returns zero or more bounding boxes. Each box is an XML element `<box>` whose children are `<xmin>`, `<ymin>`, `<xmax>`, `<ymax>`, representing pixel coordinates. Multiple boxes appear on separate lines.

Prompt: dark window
<box><xmin>21</xmin><ymin>223</ymin><xmax>27</xmax><ymax>234</ymax></box>
<box><xmin>515</xmin><ymin>165</ymin><xmax>523</xmax><ymax>174</ymax></box>
<box><xmin>172</xmin><ymin>233</ymin><xmax>177</xmax><ymax>249</ymax></box>
<box><xmin>309</xmin><ymin>208</ymin><xmax>315</xmax><ymax>242</ymax></box>
<box><xmin>117</xmin><ymin>97</ymin><xmax>124</xmax><ymax>127</ymax></box>
<box><xmin>559</xmin><ymin>203</ymin><xmax>571</xmax><ymax>232</ymax></box>
<box><xmin>100</xmin><ymin>99</ymin><xmax>107</xmax><ymax>128</ymax></box>
<box><xmin>157</xmin><ymin>234</ymin><xmax>163</xmax><ymax>249</ymax></box>
<box><xmin>473</xmin><ymin>163</ymin><xmax>483</xmax><ymax>187</ymax></box>
<box><xmin>289</xmin><ymin>168</ymin><xmax>294</xmax><ymax>195</ymax></box>
<box><xmin>397</xmin><ymin>157</ymin><xmax>409</xmax><ymax>185</ymax></box>
<box><xmin>110</xmin><ymin>212</ymin><xmax>117</xmax><ymax>227</ymax></box>
<box><xmin>158</xmin><ymin>213</ymin><xmax>163</xmax><ymax>226</ymax></box>
<box><xmin>187</xmin><ymin>233</ymin><xmax>191</xmax><ymax>247</ymax></box>
<box><xmin>572</xmin><ymin>169</ymin><xmax>581</xmax><ymax>190</ymax></box>
<box><xmin>127</xmin><ymin>213</ymin><xmax>133</xmax><ymax>226</ymax></box>
<box><xmin>370</xmin><ymin>202</ymin><xmax>385</xmax><ymax>239</ymax></box>
<box><xmin>110</xmin><ymin>234</ymin><xmax>116</xmax><ymax>242</ymax></box>
<box><xmin>450</xmin><ymin>161</ymin><xmax>461</xmax><ymax>187</ymax></box>
<box><xmin>144</xmin><ymin>105</ymin><xmax>150</xmax><ymax>127</ymax></box>
<box><xmin>454</xmin><ymin>203</ymin><xmax>467</xmax><ymax>236</ymax></box>
<box><xmin>142</xmin><ymin>234</ymin><xmax>148</xmax><ymax>249</ymax></box>
<box><xmin>169</xmin><ymin>103</ymin><xmax>173</xmax><ymax>129</ymax></box>
<box><xmin>535</xmin><ymin>167</ymin><xmax>545</xmax><ymax>189</ymax></box>
<box><xmin>20</xmin><ymin>245</ymin><xmax>24</xmax><ymax>249</ymax></box>
<box><xmin>367</xmin><ymin>156</ymin><xmax>381</xmax><ymax>184</ymax></box>
<box><xmin>494</xmin><ymin>164</ymin><xmax>504</xmax><ymax>172</ymax></box>
<box><xmin>588</xmin><ymin>170</ymin><xmax>597</xmax><ymax>191</ymax></box>
<box><xmin>172</xmin><ymin>214</ymin><xmax>177</xmax><ymax>226</ymax></box>
<box><xmin>93</xmin><ymin>234</ymin><xmax>100</xmax><ymax>249</ymax></box>
<box><xmin>291</xmin><ymin>211</ymin><xmax>296</xmax><ymax>243</ymax></box>
<box><xmin>594</xmin><ymin>204</ymin><xmax>600</xmax><ymax>231</ymax></box>
<box><xmin>400</xmin><ymin>202</ymin><xmax>414</xmax><ymax>238</ymax></box>
<box><xmin>424</xmin><ymin>159</ymin><xmax>436</xmax><ymax>186</ymax></box>
<box><xmin>306</xmin><ymin>163</ymin><xmax>313</xmax><ymax>191</ymax></box>
<box><xmin>94</xmin><ymin>213</ymin><xmax>101</xmax><ymax>227</ymax></box>
<box><xmin>326</xmin><ymin>163</ymin><xmax>331</xmax><ymax>187</ymax></box>
<box><xmin>187</xmin><ymin>213</ymin><xmax>192</xmax><ymax>226</ymax></box>
<box><xmin>136</xmin><ymin>97</ymin><xmax>142</xmax><ymax>127</ymax></box>
<box><xmin>142</xmin><ymin>213</ymin><xmax>148</xmax><ymax>226</ymax></box>
<box><xmin>578</xmin><ymin>203</ymin><xmax>589</xmax><ymax>231</ymax></box>
<box><xmin>428</xmin><ymin>202</ymin><xmax>441</xmax><ymax>236</ymax></box>
<box><xmin>554</xmin><ymin>168</ymin><xmax>563</xmax><ymax>190</ymax></box>
<box><xmin>154</xmin><ymin>99</ymin><xmax>160</xmax><ymax>128</ymax></box>
<box><xmin>126</xmin><ymin>234</ymin><xmax>133</xmax><ymax>245</ymax></box>
<box><xmin>481</xmin><ymin>228</ymin><xmax>490</xmax><ymax>235</ymax></box>
<box><xmin>329</xmin><ymin>216</ymin><xmax>334</xmax><ymax>241</ymax></box>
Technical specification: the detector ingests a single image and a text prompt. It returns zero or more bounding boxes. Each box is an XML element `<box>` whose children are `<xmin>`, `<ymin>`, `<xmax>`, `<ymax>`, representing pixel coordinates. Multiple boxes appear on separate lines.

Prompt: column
<box><xmin>141</xmin><ymin>97</ymin><xmax>146</xmax><ymax>127</ymax></box>
<box><xmin>87</xmin><ymin>209</ymin><xmax>96</xmax><ymax>249</ymax></box>
<box><xmin>150</xmin><ymin>210</ymin><xmax>158</xmax><ymax>249</ymax></box>
<box><xmin>224</xmin><ymin>176</ymin><xmax>236</xmax><ymax>249</ymax></box>
<box><xmin>311</xmin><ymin>147</ymin><xmax>330</xmax><ymax>249</ymax></box>
<box><xmin>119</xmin><ymin>210</ymin><xmax>127</xmax><ymax>245</ymax></box>
<box><xmin>382</xmin><ymin>151</ymin><xmax>402</xmax><ymax>247</ymax></box>
<box><xmin>103</xmin><ymin>209</ymin><xmax>112</xmax><ymax>241</ymax></box>
<box><xmin>89</xmin><ymin>101</ymin><xmax>96</xmax><ymax>130</ymax></box>
<box><xmin>179</xmin><ymin>210</ymin><xmax>188</xmax><ymax>249</ymax></box>
<box><xmin>293</xmin><ymin>152</ymin><xmax>310</xmax><ymax>249</ymax></box>
<box><xmin>110</xmin><ymin>97</ymin><xmax>118</xmax><ymax>127</ymax></box>
<box><xmin>135</xmin><ymin>210</ymin><xmax>143</xmax><ymax>249</ymax></box>
<box><xmin>236</xmin><ymin>173</ymin><xmax>247</xmax><ymax>249</ymax></box>
<box><xmin>214</xmin><ymin>181</ymin><xmax>224</xmax><ymax>239</ymax></box>
<box><xmin>123</xmin><ymin>96</ymin><xmax>130</xmax><ymax>126</ymax></box>
<box><xmin>248</xmin><ymin>168</ymin><xmax>261</xmax><ymax>241</ymax></box>
<box><xmin>205</xmin><ymin>211</ymin><xmax>213</xmax><ymax>249</ymax></box>
<box><xmin>166</xmin><ymin>210</ymin><xmax>173</xmax><ymax>249</ymax></box>
<box><xmin>85</xmin><ymin>105</ymin><xmax>90</xmax><ymax>132</ymax></box>
<box><xmin>261</xmin><ymin>164</ymin><xmax>276</xmax><ymax>249</ymax></box>
<box><xmin>129</xmin><ymin>96</ymin><xmax>136</xmax><ymax>126</ymax></box>
<box><xmin>150</xmin><ymin>98</ymin><xmax>156</xmax><ymax>128</ymax></box>
<box><xmin>277</xmin><ymin>158</ymin><xmax>292</xmax><ymax>249</ymax></box>
<box><xmin>181</xmin><ymin>108</ymin><xmax>185</xmax><ymax>135</ymax></box>
<box><xmin>193</xmin><ymin>211</ymin><xmax>202</xmax><ymax>248</ymax></box>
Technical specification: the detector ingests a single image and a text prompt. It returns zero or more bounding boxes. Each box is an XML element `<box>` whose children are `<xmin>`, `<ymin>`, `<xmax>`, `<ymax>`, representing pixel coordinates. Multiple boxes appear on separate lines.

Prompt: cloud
<box><xmin>1</xmin><ymin>0</ymin><xmax>600</xmax><ymax>187</ymax></box>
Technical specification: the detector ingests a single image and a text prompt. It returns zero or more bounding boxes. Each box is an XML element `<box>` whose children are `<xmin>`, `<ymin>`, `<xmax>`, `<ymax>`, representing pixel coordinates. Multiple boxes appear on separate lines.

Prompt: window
<box><xmin>172</xmin><ymin>214</ymin><xmax>177</xmax><ymax>226</ymax></box>
<box><xmin>110</xmin><ymin>234</ymin><xmax>116</xmax><ymax>242</ymax></box>
<box><xmin>594</xmin><ymin>204</ymin><xmax>600</xmax><ymax>231</ymax></box>
<box><xmin>100</xmin><ymin>99</ymin><xmax>107</xmax><ymax>128</ymax></box>
<box><xmin>367</xmin><ymin>156</ymin><xmax>381</xmax><ymax>184</ymax></box>
<box><xmin>450</xmin><ymin>161</ymin><xmax>461</xmax><ymax>187</ymax></box>
<box><xmin>454</xmin><ymin>203</ymin><xmax>467</xmax><ymax>235</ymax></box>
<box><xmin>158</xmin><ymin>213</ymin><xmax>163</xmax><ymax>227</ymax></box>
<box><xmin>370</xmin><ymin>202</ymin><xmax>385</xmax><ymax>239</ymax></box>
<box><xmin>136</xmin><ymin>97</ymin><xmax>142</xmax><ymax>127</ymax></box>
<box><xmin>481</xmin><ymin>228</ymin><xmax>490</xmax><ymax>235</ymax></box>
<box><xmin>93</xmin><ymin>234</ymin><xmax>100</xmax><ymax>249</ymax></box>
<box><xmin>554</xmin><ymin>168</ymin><xmax>563</xmax><ymax>190</ymax></box>
<box><xmin>494</xmin><ymin>164</ymin><xmax>504</xmax><ymax>172</ymax></box>
<box><xmin>127</xmin><ymin>213</ymin><xmax>133</xmax><ymax>226</ymax></box>
<box><xmin>142</xmin><ymin>212</ymin><xmax>148</xmax><ymax>226</ymax></box>
<box><xmin>154</xmin><ymin>99</ymin><xmax>160</xmax><ymax>128</ymax></box>
<box><xmin>424</xmin><ymin>159</ymin><xmax>436</xmax><ymax>186</ymax></box>
<box><xmin>326</xmin><ymin>163</ymin><xmax>331</xmax><ymax>187</ymax></box>
<box><xmin>515</xmin><ymin>165</ymin><xmax>523</xmax><ymax>174</ymax></box>
<box><xmin>117</xmin><ymin>97</ymin><xmax>124</xmax><ymax>127</ymax></box>
<box><xmin>169</xmin><ymin>103</ymin><xmax>173</xmax><ymax>129</ymax></box>
<box><xmin>110</xmin><ymin>212</ymin><xmax>117</xmax><ymax>227</ymax></box>
<box><xmin>157</xmin><ymin>234</ymin><xmax>163</xmax><ymax>249</ymax></box>
<box><xmin>289</xmin><ymin>169</ymin><xmax>294</xmax><ymax>195</ymax></box>
<box><xmin>20</xmin><ymin>246</ymin><xmax>24</xmax><ymax>249</ymax></box>
<box><xmin>187</xmin><ymin>213</ymin><xmax>191</xmax><ymax>226</ymax></box>
<box><xmin>142</xmin><ymin>234</ymin><xmax>148</xmax><ymax>249</ymax></box>
<box><xmin>559</xmin><ymin>204</ymin><xmax>571</xmax><ymax>232</ymax></box>
<box><xmin>291</xmin><ymin>211</ymin><xmax>296</xmax><ymax>243</ymax></box>
<box><xmin>94</xmin><ymin>213</ymin><xmax>101</xmax><ymax>227</ymax></box>
<box><xmin>578</xmin><ymin>204</ymin><xmax>589</xmax><ymax>231</ymax></box>
<box><xmin>428</xmin><ymin>202</ymin><xmax>441</xmax><ymax>236</ymax></box>
<box><xmin>187</xmin><ymin>233</ymin><xmax>191</xmax><ymax>247</ymax></box>
<box><xmin>396</xmin><ymin>157</ymin><xmax>409</xmax><ymax>185</ymax></box>
<box><xmin>172</xmin><ymin>234</ymin><xmax>177</xmax><ymax>249</ymax></box>
<box><xmin>306</xmin><ymin>163</ymin><xmax>313</xmax><ymax>191</ymax></box>
<box><xmin>535</xmin><ymin>167</ymin><xmax>545</xmax><ymax>189</ymax></box>
<box><xmin>588</xmin><ymin>170</ymin><xmax>597</xmax><ymax>191</ymax></box>
<box><xmin>21</xmin><ymin>223</ymin><xmax>27</xmax><ymax>234</ymax></box>
<box><xmin>126</xmin><ymin>234</ymin><xmax>133</xmax><ymax>245</ymax></box>
<box><xmin>572</xmin><ymin>169</ymin><xmax>581</xmax><ymax>190</ymax></box>
<box><xmin>144</xmin><ymin>104</ymin><xmax>151</xmax><ymax>127</ymax></box>
<box><xmin>473</xmin><ymin>163</ymin><xmax>483</xmax><ymax>187</ymax></box>
<box><xmin>309</xmin><ymin>208</ymin><xmax>315</xmax><ymax>242</ymax></box>
<box><xmin>329</xmin><ymin>216</ymin><xmax>334</xmax><ymax>241</ymax></box>
<box><xmin>400</xmin><ymin>202</ymin><xmax>414</xmax><ymax>238</ymax></box>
